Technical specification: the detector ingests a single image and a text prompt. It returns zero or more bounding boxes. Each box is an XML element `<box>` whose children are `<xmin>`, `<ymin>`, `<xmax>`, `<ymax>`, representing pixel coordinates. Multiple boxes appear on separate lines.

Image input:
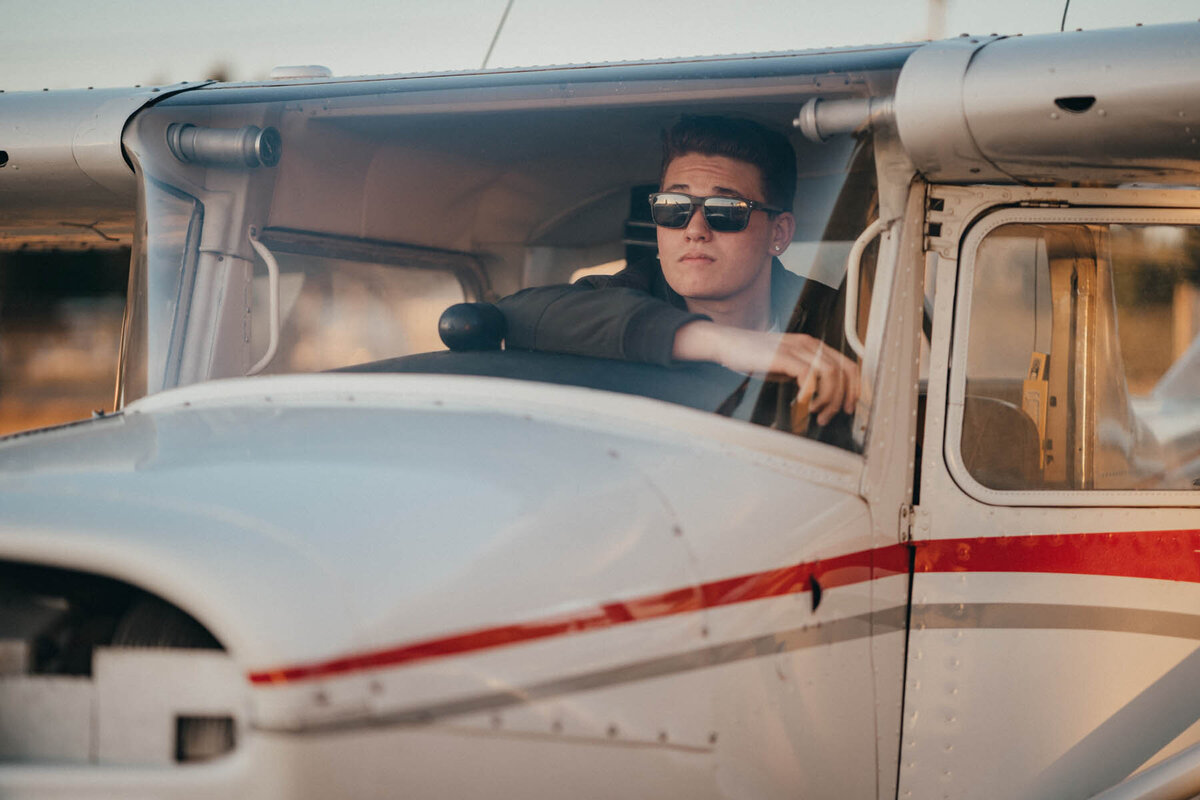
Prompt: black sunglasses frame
<box><xmin>647</xmin><ymin>192</ymin><xmax>786</xmax><ymax>232</ymax></box>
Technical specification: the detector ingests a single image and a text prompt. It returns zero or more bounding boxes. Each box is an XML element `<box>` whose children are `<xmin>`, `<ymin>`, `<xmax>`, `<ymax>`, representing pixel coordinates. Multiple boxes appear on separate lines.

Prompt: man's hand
<box><xmin>673</xmin><ymin>321</ymin><xmax>860</xmax><ymax>426</ymax></box>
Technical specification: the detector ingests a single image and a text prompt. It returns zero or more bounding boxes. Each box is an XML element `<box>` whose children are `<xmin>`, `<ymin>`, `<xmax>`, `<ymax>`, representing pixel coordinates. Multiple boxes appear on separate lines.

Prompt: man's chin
<box><xmin>663</xmin><ymin>264</ymin><xmax>721</xmax><ymax>293</ymax></box>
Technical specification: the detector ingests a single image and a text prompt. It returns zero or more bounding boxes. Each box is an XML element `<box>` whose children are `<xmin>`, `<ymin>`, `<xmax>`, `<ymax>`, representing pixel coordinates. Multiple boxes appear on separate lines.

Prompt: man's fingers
<box><xmin>796</xmin><ymin>363</ymin><xmax>819</xmax><ymax>407</ymax></box>
<box><xmin>816</xmin><ymin>368</ymin><xmax>844</xmax><ymax>426</ymax></box>
<box><xmin>816</xmin><ymin>349</ymin><xmax>844</xmax><ymax>403</ymax></box>
<box><xmin>786</xmin><ymin>355</ymin><xmax>838</xmax><ymax>426</ymax></box>
<box><xmin>717</xmin><ymin>329</ymin><xmax>860</xmax><ymax>425</ymax></box>
<box><xmin>815</xmin><ymin>346</ymin><xmax>860</xmax><ymax>415</ymax></box>
<box><xmin>774</xmin><ymin>338</ymin><xmax>860</xmax><ymax>425</ymax></box>
<box><xmin>813</xmin><ymin>361</ymin><xmax>846</xmax><ymax>426</ymax></box>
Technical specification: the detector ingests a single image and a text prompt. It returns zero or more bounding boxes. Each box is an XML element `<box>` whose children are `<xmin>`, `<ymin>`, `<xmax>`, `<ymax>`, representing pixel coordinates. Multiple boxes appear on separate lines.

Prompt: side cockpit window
<box><xmin>244</xmin><ymin>231</ymin><xmax>472</xmax><ymax>376</ymax></box>
<box><xmin>957</xmin><ymin>216</ymin><xmax>1200</xmax><ymax>492</ymax></box>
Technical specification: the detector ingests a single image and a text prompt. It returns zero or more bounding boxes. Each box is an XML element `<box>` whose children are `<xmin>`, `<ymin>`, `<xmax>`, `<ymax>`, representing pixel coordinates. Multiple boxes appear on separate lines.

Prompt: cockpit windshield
<box><xmin>120</xmin><ymin>64</ymin><xmax>891</xmax><ymax>451</ymax></box>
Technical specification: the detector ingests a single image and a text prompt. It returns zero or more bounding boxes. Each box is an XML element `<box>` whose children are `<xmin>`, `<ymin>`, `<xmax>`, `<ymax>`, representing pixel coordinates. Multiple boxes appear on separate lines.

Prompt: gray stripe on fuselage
<box><xmin>264</xmin><ymin>602</ymin><xmax>1200</xmax><ymax>735</ymax></box>
<box><xmin>914</xmin><ymin>602</ymin><xmax>1200</xmax><ymax>641</ymax></box>
<box><xmin>264</xmin><ymin>606</ymin><xmax>906</xmax><ymax>734</ymax></box>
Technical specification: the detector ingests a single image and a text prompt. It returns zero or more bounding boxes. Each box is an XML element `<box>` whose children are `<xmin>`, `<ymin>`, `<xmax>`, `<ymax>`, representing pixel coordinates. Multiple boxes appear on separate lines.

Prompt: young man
<box><xmin>496</xmin><ymin>115</ymin><xmax>859</xmax><ymax>428</ymax></box>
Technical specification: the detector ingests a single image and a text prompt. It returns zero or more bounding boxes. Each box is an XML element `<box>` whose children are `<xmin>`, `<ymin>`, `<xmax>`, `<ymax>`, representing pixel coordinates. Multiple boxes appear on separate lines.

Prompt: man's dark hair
<box><xmin>660</xmin><ymin>115</ymin><xmax>798</xmax><ymax>212</ymax></box>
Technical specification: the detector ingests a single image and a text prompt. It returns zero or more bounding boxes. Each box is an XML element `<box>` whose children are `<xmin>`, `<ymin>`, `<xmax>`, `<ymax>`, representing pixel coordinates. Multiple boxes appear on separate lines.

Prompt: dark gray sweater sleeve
<box><xmin>495</xmin><ymin>280</ymin><xmax>708</xmax><ymax>366</ymax></box>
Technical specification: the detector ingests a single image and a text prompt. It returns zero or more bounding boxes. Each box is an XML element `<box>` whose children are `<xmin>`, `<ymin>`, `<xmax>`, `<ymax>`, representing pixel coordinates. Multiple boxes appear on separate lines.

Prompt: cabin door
<box><xmin>903</xmin><ymin>189</ymin><xmax>1200</xmax><ymax>800</ymax></box>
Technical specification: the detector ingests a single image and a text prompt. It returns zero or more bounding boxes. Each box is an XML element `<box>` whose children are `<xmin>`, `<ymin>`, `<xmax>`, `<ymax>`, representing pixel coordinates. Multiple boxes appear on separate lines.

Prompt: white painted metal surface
<box><xmin>0</xmin><ymin>374</ymin><xmax>882</xmax><ymax>797</ymax></box>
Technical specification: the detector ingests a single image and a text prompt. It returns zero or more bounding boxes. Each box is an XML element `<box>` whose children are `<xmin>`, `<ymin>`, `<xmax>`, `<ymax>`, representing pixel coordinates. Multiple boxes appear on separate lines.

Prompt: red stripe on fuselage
<box><xmin>915</xmin><ymin>530</ymin><xmax>1200</xmax><ymax>583</ymax></box>
<box><xmin>248</xmin><ymin>545</ymin><xmax>906</xmax><ymax>685</ymax></box>
<box><xmin>248</xmin><ymin>529</ymin><xmax>1199</xmax><ymax>685</ymax></box>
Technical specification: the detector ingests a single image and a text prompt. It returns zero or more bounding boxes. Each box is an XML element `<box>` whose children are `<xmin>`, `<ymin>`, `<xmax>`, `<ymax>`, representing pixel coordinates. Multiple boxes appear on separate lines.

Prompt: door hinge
<box><xmin>899</xmin><ymin>503</ymin><xmax>914</xmax><ymax>543</ymax></box>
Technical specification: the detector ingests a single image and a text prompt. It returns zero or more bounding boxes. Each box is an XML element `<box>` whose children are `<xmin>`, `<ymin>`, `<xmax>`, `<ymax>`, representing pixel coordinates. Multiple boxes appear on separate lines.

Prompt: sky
<box><xmin>1</xmin><ymin>0</ymin><xmax>1198</xmax><ymax>91</ymax></box>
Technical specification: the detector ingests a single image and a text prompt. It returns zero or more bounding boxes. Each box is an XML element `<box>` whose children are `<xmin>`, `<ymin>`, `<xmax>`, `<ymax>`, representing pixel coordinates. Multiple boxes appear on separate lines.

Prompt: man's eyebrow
<box><xmin>662</xmin><ymin>184</ymin><xmax>748</xmax><ymax>197</ymax></box>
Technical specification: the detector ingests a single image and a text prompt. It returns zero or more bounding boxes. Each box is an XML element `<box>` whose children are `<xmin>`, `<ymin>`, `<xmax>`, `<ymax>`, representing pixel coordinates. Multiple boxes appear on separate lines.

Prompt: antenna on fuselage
<box><xmin>925</xmin><ymin>0</ymin><xmax>946</xmax><ymax>40</ymax></box>
<box><xmin>482</xmin><ymin>0</ymin><xmax>516</xmax><ymax>69</ymax></box>
<box><xmin>1060</xmin><ymin>0</ymin><xmax>1071</xmax><ymax>31</ymax></box>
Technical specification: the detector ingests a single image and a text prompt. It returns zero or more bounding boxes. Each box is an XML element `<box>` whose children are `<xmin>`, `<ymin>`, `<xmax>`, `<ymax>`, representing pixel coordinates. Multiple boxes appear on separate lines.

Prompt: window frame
<box><xmin>257</xmin><ymin>227</ymin><xmax>490</xmax><ymax>303</ymax></box>
<box><xmin>117</xmin><ymin>177</ymin><xmax>205</xmax><ymax>407</ymax></box>
<box><xmin>946</xmin><ymin>205</ymin><xmax>1200</xmax><ymax>508</ymax></box>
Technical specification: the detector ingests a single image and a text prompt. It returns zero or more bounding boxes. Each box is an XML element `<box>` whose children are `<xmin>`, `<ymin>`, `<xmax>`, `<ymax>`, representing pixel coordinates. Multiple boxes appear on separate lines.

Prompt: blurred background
<box><xmin>1</xmin><ymin>0</ymin><xmax>1195</xmax><ymax>434</ymax></box>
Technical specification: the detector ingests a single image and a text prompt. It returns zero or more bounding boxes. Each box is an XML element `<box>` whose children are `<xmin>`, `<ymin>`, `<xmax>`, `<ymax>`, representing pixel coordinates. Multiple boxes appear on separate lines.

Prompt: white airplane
<box><xmin>0</xmin><ymin>19</ymin><xmax>1198</xmax><ymax>800</ymax></box>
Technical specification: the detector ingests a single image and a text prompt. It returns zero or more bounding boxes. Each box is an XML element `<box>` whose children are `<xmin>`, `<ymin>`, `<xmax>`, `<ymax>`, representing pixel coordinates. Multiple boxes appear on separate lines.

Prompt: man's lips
<box><xmin>679</xmin><ymin>251</ymin><xmax>715</xmax><ymax>264</ymax></box>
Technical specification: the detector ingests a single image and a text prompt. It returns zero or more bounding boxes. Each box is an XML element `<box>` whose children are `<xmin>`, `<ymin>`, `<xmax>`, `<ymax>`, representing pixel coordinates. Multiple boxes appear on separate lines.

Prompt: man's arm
<box><xmin>493</xmin><ymin>272</ymin><xmax>859</xmax><ymax>424</ymax></box>
<box><xmin>495</xmin><ymin>279</ymin><xmax>707</xmax><ymax>365</ymax></box>
<box><xmin>673</xmin><ymin>321</ymin><xmax>859</xmax><ymax>426</ymax></box>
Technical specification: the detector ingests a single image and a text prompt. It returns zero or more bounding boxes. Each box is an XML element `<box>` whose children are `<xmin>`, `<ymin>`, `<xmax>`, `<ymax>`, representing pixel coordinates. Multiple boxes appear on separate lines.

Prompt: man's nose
<box><xmin>684</xmin><ymin>205</ymin><xmax>712</xmax><ymax>240</ymax></box>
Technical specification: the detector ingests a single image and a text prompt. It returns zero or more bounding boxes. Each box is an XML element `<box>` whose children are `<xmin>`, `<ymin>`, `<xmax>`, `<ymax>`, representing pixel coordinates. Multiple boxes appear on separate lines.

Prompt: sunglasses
<box><xmin>648</xmin><ymin>192</ymin><xmax>785</xmax><ymax>233</ymax></box>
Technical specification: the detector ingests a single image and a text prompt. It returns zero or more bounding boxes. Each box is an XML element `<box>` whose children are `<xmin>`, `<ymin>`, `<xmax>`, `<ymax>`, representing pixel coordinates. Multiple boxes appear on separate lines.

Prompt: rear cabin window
<box><xmin>960</xmin><ymin>221</ymin><xmax>1200</xmax><ymax>492</ymax></box>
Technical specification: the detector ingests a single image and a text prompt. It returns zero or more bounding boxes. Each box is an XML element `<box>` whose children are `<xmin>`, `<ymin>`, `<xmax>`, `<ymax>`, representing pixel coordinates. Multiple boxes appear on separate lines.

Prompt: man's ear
<box><xmin>770</xmin><ymin>212</ymin><xmax>796</xmax><ymax>255</ymax></box>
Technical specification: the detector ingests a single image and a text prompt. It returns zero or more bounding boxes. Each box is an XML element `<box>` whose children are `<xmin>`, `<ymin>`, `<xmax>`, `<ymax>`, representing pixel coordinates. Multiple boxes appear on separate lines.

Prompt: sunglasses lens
<box><xmin>648</xmin><ymin>194</ymin><xmax>754</xmax><ymax>231</ymax></box>
<box><xmin>649</xmin><ymin>193</ymin><xmax>694</xmax><ymax>228</ymax></box>
<box><xmin>701</xmin><ymin>197</ymin><xmax>751</xmax><ymax>232</ymax></box>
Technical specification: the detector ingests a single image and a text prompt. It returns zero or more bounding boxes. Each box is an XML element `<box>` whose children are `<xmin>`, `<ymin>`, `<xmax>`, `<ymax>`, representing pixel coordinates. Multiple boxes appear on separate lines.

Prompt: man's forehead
<box><xmin>661</xmin><ymin>152</ymin><xmax>765</xmax><ymax>198</ymax></box>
